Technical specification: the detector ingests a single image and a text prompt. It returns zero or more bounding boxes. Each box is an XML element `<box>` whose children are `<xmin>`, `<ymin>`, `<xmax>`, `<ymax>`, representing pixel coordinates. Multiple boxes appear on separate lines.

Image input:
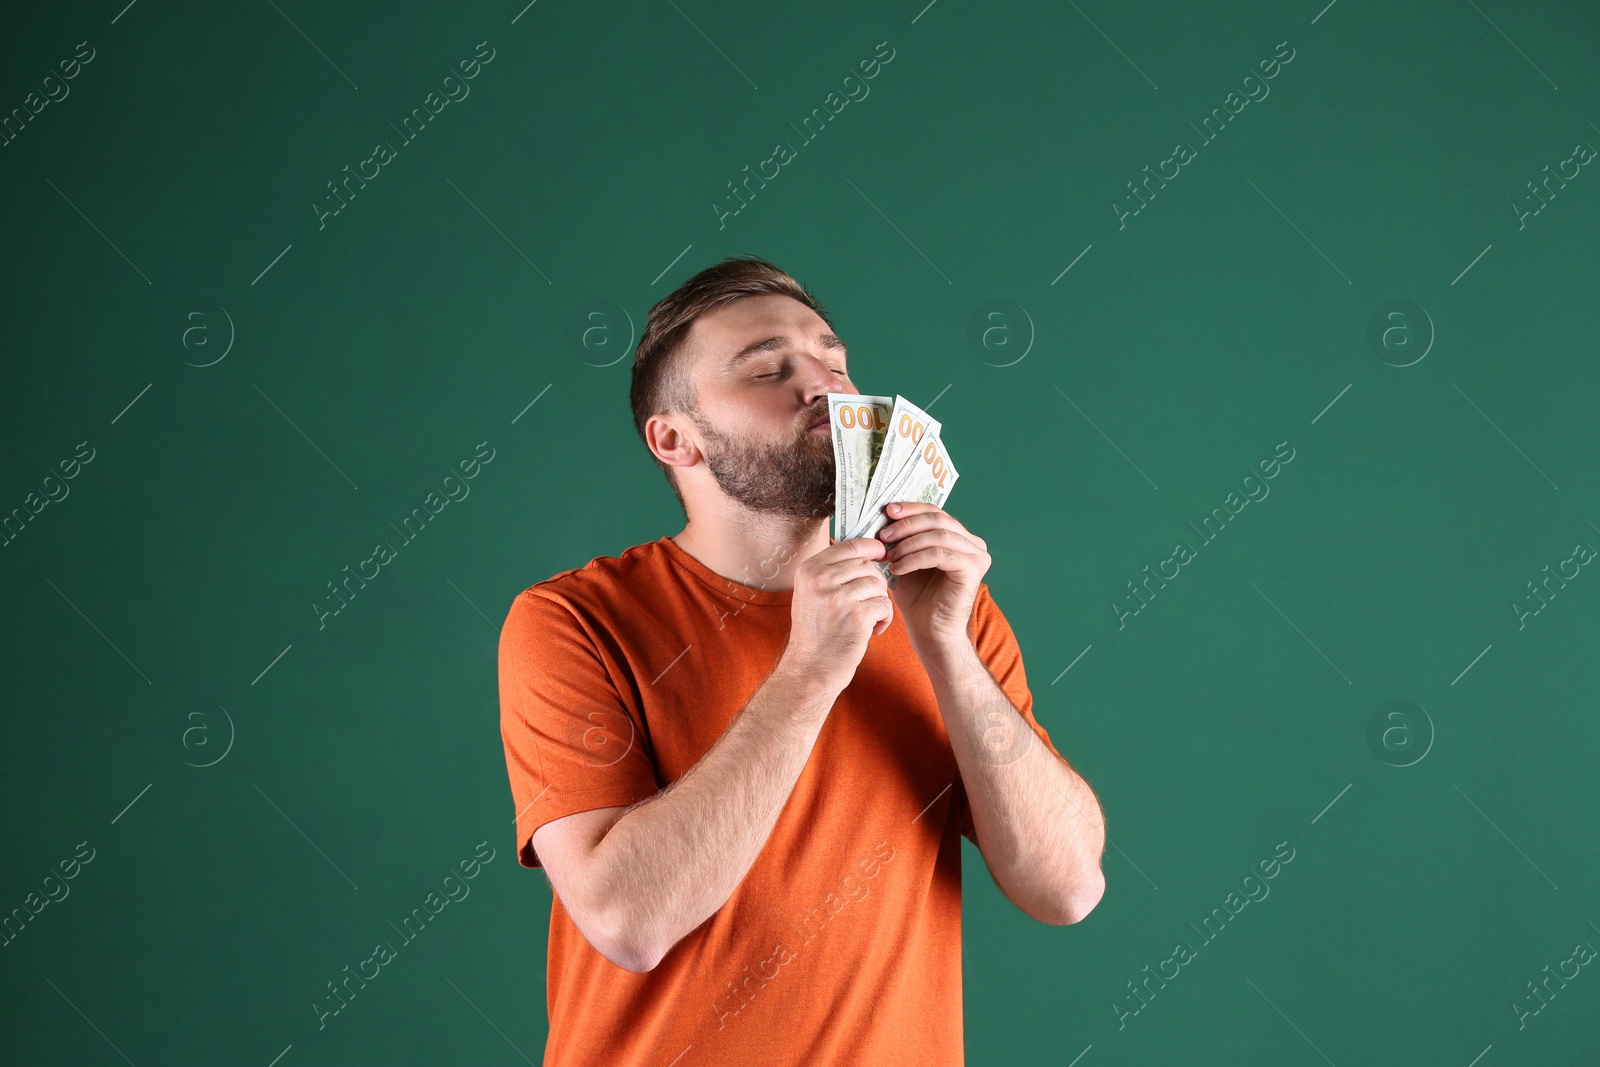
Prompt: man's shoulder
<box><xmin>510</xmin><ymin>537</ymin><xmax>670</xmax><ymax>611</ymax></box>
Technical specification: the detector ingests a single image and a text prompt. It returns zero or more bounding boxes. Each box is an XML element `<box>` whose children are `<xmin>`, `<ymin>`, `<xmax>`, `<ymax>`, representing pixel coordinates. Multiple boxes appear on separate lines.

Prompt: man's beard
<box><xmin>692</xmin><ymin>409</ymin><xmax>836</xmax><ymax>523</ymax></box>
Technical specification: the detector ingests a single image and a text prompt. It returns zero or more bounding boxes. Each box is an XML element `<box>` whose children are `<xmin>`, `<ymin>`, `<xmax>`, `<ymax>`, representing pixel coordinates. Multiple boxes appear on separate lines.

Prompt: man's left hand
<box><xmin>875</xmin><ymin>502</ymin><xmax>990</xmax><ymax>654</ymax></box>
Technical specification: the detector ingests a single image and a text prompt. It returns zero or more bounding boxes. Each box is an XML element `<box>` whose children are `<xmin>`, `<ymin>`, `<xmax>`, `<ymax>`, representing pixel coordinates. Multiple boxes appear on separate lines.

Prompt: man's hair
<box><xmin>629</xmin><ymin>255</ymin><xmax>835</xmax><ymax>518</ymax></box>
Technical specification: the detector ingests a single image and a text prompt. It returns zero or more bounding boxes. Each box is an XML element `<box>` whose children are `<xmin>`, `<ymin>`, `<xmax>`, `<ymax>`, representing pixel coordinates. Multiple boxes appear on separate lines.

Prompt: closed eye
<box><xmin>755</xmin><ymin>367</ymin><xmax>844</xmax><ymax>379</ymax></box>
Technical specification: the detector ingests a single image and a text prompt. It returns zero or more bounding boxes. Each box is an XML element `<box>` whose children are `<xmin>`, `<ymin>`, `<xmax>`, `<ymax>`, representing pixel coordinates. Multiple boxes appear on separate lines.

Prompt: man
<box><xmin>498</xmin><ymin>255</ymin><xmax>1106</xmax><ymax>1065</ymax></box>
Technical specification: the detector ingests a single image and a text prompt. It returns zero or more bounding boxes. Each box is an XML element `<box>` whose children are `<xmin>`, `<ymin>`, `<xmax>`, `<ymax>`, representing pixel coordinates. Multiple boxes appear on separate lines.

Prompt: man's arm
<box><xmin>571</xmin><ymin>656</ymin><xmax>840</xmax><ymax>971</ymax></box>
<box><xmin>922</xmin><ymin>637</ymin><xmax>1107</xmax><ymax>925</ymax></box>
<box><xmin>868</xmin><ymin>500</ymin><xmax>1105</xmax><ymax>925</ymax></box>
<box><xmin>538</xmin><ymin>538</ymin><xmax>895</xmax><ymax>971</ymax></box>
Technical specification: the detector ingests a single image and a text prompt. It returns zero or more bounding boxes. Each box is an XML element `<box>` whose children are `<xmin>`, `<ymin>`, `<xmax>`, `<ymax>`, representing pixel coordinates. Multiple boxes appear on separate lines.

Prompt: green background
<box><xmin>3</xmin><ymin>0</ymin><xmax>1597</xmax><ymax>1063</ymax></box>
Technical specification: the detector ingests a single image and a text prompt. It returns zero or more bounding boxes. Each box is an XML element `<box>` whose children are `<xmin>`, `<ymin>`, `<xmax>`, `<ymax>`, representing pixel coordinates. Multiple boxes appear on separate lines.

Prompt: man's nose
<box><xmin>799</xmin><ymin>352</ymin><xmax>849</xmax><ymax>399</ymax></box>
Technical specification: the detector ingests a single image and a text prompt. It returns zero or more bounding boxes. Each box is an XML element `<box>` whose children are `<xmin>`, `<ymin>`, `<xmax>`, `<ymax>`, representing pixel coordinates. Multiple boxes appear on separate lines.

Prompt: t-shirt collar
<box><xmin>656</xmin><ymin>534</ymin><xmax>838</xmax><ymax>606</ymax></box>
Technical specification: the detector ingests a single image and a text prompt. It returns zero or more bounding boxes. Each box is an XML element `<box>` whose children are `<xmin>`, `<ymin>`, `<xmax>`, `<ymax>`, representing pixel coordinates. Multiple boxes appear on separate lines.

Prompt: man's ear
<box><xmin>646</xmin><ymin>413</ymin><xmax>702</xmax><ymax>472</ymax></box>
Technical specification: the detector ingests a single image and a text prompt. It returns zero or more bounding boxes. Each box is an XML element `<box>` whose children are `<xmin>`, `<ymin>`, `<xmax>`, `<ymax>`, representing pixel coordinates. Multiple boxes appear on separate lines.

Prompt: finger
<box><xmin>824</xmin><ymin>558</ymin><xmax>891</xmax><ymax>587</ymax></box>
<box><xmin>886</xmin><ymin>544</ymin><xmax>984</xmax><ymax>575</ymax></box>
<box><xmin>837</xmin><ymin>570</ymin><xmax>890</xmax><ymax>598</ymax></box>
<box><xmin>833</xmin><ymin>536</ymin><xmax>888</xmax><ymax>560</ymax></box>
<box><xmin>812</xmin><ymin>550</ymin><xmax>889</xmax><ymax>585</ymax></box>
<box><xmin>878</xmin><ymin>510</ymin><xmax>972</xmax><ymax>545</ymax></box>
<box><xmin>882</xmin><ymin>501</ymin><xmax>940</xmax><ymax>518</ymax></box>
<box><xmin>880</xmin><ymin>502</ymin><xmax>968</xmax><ymax>532</ymax></box>
<box><xmin>886</xmin><ymin>528</ymin><xmax>974</xmax><ymax>559</ymax></box>
<box><xmin>870</xmin><ymin>595</ymin><xmax>894</xmax><ymax>635</ymax></box>
<box><xmin>807</xmin><ymin>542</ymin><xmax>884</xmax><ymax>578</ymax></box>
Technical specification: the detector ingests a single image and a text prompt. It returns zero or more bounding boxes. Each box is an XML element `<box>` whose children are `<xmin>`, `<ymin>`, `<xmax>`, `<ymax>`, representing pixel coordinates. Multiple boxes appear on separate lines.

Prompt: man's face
<box><xmin>680</xmin><ymin>294</ymin><xmax>857</xmax><ymax>523</ymax></box>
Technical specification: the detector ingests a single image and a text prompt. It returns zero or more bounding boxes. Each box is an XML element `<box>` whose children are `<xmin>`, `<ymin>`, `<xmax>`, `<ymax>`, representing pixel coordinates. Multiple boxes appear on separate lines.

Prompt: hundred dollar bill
<box><xmin>828</xmin><ymin>393</ymin><xmax>893</xmax><ymax>540</ymax></box>
<box><xmin>850</xmin><ymin>429</ymin><xmax>960</xmax><ymax>561</ymax></box>
<box><xmin>857</xmin><ymin>394</ymin><xmax>941</xmax><ymax>529</ymax></box>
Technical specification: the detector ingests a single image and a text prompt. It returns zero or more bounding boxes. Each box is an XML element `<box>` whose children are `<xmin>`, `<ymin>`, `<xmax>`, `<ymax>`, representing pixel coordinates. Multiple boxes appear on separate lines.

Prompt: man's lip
<box><xmin>809</xmin><ymin>418</ymin><xmax>829</xmax><ymax>430</ymax></box>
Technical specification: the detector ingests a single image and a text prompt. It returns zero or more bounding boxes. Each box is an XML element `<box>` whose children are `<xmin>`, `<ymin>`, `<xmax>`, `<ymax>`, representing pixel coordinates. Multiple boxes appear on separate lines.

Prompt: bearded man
<box><xmin>497</xmin><ymin>255</ymin><xmax>1106</xmax><ymax>1066</ymax></box>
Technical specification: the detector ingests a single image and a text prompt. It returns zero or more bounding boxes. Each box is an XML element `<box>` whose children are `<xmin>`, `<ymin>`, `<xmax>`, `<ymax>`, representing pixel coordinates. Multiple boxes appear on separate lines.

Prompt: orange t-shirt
<box><xmin>497</xmin><ymin>534</ymin><xmax>1062</xmax><ymax>1066</ymax></box>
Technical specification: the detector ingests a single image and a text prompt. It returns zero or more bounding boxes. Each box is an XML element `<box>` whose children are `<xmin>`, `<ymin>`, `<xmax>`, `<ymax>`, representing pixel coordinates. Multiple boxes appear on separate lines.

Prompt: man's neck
<box><xmin>671</xmin><ymin>509</ymin><xmax>832</xmax><ymax>592</ymax></box>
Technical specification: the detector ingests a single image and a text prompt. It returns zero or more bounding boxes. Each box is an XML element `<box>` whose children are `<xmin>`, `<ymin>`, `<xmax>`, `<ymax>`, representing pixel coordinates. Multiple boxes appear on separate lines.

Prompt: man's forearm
<box><xmin>922</xmin><ymin>637</ymin><xmax>1106</xmax><ymax>924</ymax></box>
<box><xmin>589</xmin><ymin>658</ymin><xmax>839</xmax><ymax>969</ymax></box>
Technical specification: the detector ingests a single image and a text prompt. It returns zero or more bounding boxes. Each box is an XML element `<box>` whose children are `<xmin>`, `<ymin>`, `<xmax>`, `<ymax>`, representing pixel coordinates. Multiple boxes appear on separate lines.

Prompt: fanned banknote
<box><xmin>828</xmin><ymin>393</ymin><xmax>892</xmax><ymax>540</ymax></box>
<box><xmin>826</xmin><ymin>392</ymin><xmax>960</xmax><ymax>585</ymax></box>
<box><xmin>848</xmin><ymin>427</ymin><xmax>959</xmax><ymax>542</ymax></box>
<box><xmin>855</xmin><ymin>395</ymin><xmax>941</xmax><ymax>532</ymax></box>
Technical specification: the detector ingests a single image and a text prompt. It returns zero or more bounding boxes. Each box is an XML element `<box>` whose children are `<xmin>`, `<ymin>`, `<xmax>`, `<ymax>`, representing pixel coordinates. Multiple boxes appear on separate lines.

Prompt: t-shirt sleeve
<box><xmin>954</xmin><ymin>583</ymin><xmax>1065</xmax><ymax>845</ymax></box>
<box><xmin>498</xmin><ymin>587</ymin><xmax>662</xmax><ymax>869</ymax></box>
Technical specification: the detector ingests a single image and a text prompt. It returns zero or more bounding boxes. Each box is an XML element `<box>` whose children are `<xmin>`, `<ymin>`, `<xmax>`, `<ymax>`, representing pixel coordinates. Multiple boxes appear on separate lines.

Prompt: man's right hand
<box><xmin>783</xmin><ymin>537</ymin><xmax>894</xmax><ymax>688</ymax></box>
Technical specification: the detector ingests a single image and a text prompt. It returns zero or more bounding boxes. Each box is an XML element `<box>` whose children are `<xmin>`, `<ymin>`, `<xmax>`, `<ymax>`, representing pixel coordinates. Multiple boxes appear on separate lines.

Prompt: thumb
<box><xmin>873</xmin><ymin>593</ymin><xmax>894</xmax><ymax>636</ymax></box>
